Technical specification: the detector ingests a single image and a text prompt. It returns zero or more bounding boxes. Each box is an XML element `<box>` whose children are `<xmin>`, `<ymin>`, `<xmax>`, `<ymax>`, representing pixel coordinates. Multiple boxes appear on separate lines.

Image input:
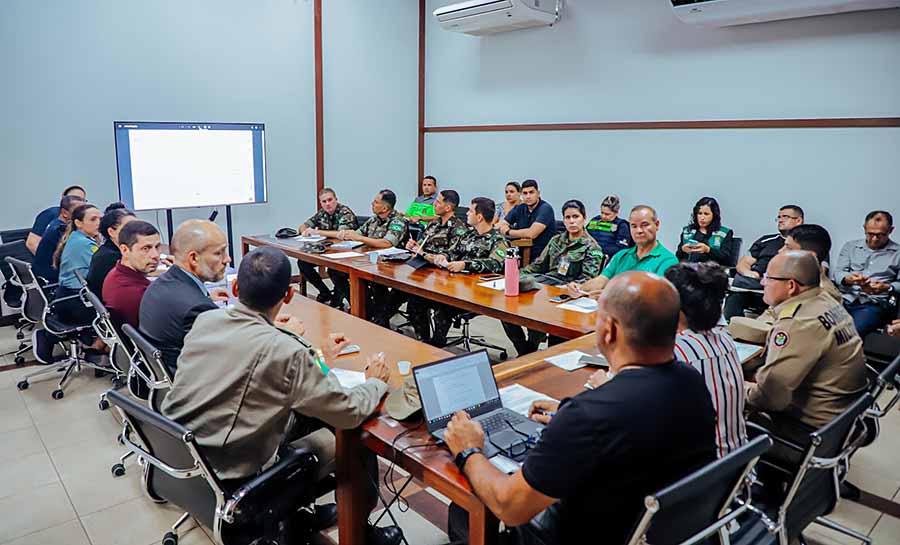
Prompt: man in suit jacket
<box><xmin>139</xmin><ymin>220</ymin><xmax>231</xmax><ymax>376</ymax></box>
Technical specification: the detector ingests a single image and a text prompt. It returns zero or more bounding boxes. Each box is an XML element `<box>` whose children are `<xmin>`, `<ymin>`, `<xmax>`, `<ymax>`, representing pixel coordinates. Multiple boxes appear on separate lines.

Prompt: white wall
<box><xmin>425</xmin><ymin>0</ymin><xmax>900</xmax><ymax>253</ymax></box>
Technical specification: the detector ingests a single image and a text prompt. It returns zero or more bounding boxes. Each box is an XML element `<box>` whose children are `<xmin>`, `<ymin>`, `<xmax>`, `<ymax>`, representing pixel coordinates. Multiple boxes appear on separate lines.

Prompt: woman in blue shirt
<box><xmin>53</xmin><ymin>203</ymin><xmax>102</xmax><ymax>325</ymax></box>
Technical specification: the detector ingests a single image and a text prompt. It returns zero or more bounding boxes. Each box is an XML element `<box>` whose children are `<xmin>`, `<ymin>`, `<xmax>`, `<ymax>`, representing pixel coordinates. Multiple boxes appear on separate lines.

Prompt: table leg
<box><xmin>468</xmin><ymin>503</ymin><xmax>500</xmax><ymax>545</ymax></box>
<box><xmin>349</xmin><ymin>271</ymin><xmax>367</xmax><ymax>319</ymax></box>
<box><xmin>336</xmin><ymin>428</ymin><xmax>368</xmax><ymax>545</ymax></box>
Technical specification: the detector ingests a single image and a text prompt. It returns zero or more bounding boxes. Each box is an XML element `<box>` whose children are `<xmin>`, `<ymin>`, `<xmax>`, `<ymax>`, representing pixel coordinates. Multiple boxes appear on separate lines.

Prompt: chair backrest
<box><xmin>106</xmin><ymin>389</ymin><xmax>221</xmax><ymax>531</ymax></box>
<box><xmin>73</xmin><ymin>269</ymin><xmax>89</xmax><ymax>289</ymax></box>
<box><xmin>863</xmin><ymin>332</ymin><xmax>900</xmax><ymax>370</ymax></box>
<box><xmin>0</xmin><ymin>240</ymin><xmax>32</xmax><ymax>309</ymax></box>
<box><xmin>626</xmin><ymin>435</ymin><xmax>773</xmax><ymax>545</ymax></box>
<box><xmin>82</xmin><ymin>289</ymin><xmax>136</xmax><ymax>376</ymax></box>
<box><xmin>454</xmin><ymin>205</ymin><xmax>469</xmax><ymax>219</ymax></box>
<box><xmin>0</xmin><ymin>228</ymin><xmax>32</xmax><ymax>244</ymax></box>
<box><xmin>5</xmin><ymin>257</ymin><xmax>50</xmax><ymax>324</ymax></box>
<box><xmin>727</xmin><ymin>237</ymin><xmax>743</xmax><ymax>268</ymax></box>
<box><xmin>869</xmin><ymin>354</ymin><xmax>900</xmax><ymax>416</ymax></box>
<box><xmin>122</xmin><ymin>323</ymin><xmax>172</xmax><ymax>409</ymax></box>
<box><xmin>781</xmin><ymin>393</ymin><xmax>874</xmax><ymax>540</ymax></box>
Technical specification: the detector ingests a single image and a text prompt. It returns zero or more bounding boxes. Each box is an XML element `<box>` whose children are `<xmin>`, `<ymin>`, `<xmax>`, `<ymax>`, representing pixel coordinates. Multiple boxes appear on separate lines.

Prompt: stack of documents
<box><xmin>499</xmin><ymin>384</ymin><xmax>557</xmax><ymax>416</ymax></box>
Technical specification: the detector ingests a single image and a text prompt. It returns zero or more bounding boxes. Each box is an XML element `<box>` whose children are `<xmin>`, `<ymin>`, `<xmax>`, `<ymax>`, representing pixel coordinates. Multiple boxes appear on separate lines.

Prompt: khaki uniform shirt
<box><xmin>420</xmin><ymin>215</ymin><xmax>470</xmax><ymax>257</ymax></box>
<box><xmin>729</xmin><ymin>265</ymin><xmax>842</xmax><ymax>344</ymax></box>
<box><xmin>303</xmin><ymin>204</ymin><xmax>359</xmax><ymax>232</ymax></box>
<box><xmin>746</xmin><ymin>287</ymin><xmax>867</xmax><ymax>428</ymax></box>
<box><xmin>357</xmin><ymin>210</ymin><xmax>409</xmax><ymax>248</ymax></box>
<box><xmin>161</xmin><ymin>303</ymin><xmax>388</xmax><ymax>480</ymax></box>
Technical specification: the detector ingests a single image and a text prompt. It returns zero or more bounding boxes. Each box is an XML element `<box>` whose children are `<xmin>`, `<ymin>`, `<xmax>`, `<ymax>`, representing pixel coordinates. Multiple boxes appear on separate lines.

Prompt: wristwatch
<box><xmin>455</xmin><ymin>447</ymin><xmax>483</xmax><ymax>471</ymax></box>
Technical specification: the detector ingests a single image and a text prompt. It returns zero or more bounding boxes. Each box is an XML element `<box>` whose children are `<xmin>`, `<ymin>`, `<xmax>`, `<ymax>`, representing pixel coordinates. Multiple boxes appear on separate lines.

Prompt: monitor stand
<box><xmin>164</xmin><ymin>206</ymin><xmax>235</xmax><ymax>261</ymax></box>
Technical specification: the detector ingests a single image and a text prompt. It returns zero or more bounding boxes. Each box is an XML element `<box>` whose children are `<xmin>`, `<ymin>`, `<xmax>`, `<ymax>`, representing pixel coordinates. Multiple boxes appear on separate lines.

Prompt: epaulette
<box><xmin>778</xmin><ymin>302</ymin><xmax>802</xmax><ymax>319</ymax></box>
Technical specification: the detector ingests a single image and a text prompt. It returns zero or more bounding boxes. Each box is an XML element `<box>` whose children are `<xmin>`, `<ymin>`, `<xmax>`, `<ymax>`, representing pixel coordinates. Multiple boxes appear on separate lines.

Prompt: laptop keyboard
<box><xmin>479</xmin><ymin>411</ymin><xmax>530</xmax><ymax>435</ymax></box>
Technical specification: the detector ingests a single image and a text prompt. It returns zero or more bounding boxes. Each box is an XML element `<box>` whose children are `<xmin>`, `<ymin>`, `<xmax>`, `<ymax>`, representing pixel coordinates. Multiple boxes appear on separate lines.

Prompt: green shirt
<box><xmin>601</xmin><ymin>241</ymin><xmax>678</xmax><ymax>279</ymax></box>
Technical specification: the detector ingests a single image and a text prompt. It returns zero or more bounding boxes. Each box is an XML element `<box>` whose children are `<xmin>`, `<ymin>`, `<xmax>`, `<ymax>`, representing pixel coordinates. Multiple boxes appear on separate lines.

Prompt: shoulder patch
<box><xmin>389</xmin><ymin>223</ymin><xmax>404</xmax><ymax>232</ymax></box>
<box><xmin>778</xmin><ymin>302</ymin><xmax>802</xmax><ymax>319</ymax></box>
<box><xmin>772</xmin><ymin>330</ymin><xmax>790</xmax><ymax>348</ymax></box>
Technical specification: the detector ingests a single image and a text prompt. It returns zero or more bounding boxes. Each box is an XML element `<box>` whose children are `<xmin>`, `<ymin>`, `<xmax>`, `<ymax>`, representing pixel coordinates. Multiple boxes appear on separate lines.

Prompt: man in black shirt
<box><xmin>724</xmin><ymin>205</ymin><xmax>804</xmax><ymax>321</ymax></box>
<box><xmin>497</xmin><ymin>179</ymin><xmax>556</xmax><ymax>261</ymax></box>
<box><xmin>443</xmin><ymin>271</ymin><xmax>717</xmax><ymax>545</ymax></box>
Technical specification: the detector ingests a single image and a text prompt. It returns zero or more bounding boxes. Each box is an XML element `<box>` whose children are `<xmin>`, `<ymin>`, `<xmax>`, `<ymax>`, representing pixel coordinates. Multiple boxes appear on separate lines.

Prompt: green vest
<box><xmin>681</xmin><ymin>226</ymin><xmax>731</xmax><ymax>250</ymax></box>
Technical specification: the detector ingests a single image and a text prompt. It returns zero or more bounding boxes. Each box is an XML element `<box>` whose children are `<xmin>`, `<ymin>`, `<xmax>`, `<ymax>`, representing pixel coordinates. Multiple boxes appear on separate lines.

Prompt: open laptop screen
<box><xmin>414</xmin><ymin>350</ymin><xmax>500</xmax><ymax>430</ymax></box>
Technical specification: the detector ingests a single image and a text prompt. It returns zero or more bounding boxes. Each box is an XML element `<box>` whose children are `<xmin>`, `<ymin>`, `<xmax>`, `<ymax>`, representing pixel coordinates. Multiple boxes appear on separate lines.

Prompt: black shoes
<box><xmin>315</xmin><ymin>291</ymin><xmax>333</xmax><ymax>304</ymax></box>
<box><xmin>312</xmin><ymin>503</ymin><xmax>338</xmax><ymax>532</ymax></box>
<box><xmin>368</xmin><ymin>524</ymin><xmax>404</xmax><ymax>545</ymax></box>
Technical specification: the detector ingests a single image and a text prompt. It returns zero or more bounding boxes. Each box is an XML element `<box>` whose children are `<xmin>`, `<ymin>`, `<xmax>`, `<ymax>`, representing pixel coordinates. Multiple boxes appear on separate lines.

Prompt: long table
<box><xmin>242</xmin><ymin>234</ymin><xmax>596</xmax><ymax>339</ymax></box>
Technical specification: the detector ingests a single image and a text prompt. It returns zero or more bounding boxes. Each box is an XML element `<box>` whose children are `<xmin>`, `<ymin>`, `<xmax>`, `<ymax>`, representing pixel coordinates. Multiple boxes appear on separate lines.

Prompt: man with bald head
<box><xmin>443</xmin><ymin>272</ymin><xmax>715</xmax><ymax>545</ymax></box>
<box><xmin>139</xmin><ymin>220</ymin><xmax>232</xmax><ymax>376</ymax></box>
<box><xmin>747</xmin><ymin>251</ymin><xmax>866</xmax><ymax>445</ymax></box>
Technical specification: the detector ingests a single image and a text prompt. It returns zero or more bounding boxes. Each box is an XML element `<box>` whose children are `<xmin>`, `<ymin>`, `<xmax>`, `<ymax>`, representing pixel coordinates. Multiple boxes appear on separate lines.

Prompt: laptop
<box><xmin>413</xmin><ymin>349</ymin><xmax>544</xmax><ymax>461</ymax></box>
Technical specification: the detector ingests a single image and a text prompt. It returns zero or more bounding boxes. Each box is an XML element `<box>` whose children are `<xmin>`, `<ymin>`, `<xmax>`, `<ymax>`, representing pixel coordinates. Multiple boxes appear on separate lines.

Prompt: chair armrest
<box><xmin>48</xmin><ymin>293</ymin><xmax>83</xmax><ymax>308</ymax></box>
<box><xmin>746</xmin><ymin>422</ymin><xmax>806</xmax><ymax>454</ymax></box>
<box><xmin>222</xmin><ymin>447</ymin><xmax>319</xmax><ymax>524</ymax></box>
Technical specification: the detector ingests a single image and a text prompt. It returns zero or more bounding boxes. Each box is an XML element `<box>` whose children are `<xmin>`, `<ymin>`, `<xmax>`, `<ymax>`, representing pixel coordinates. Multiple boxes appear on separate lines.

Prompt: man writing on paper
<box><xmin>567</xmin><ymin>205</ymin><xmax>678</xmax><ymax>296</ymax></box>
<box><xmin>162</xmin><ymin>247</ymin><xmax>402</xmax><ymax>545</ymax></box>
<box><xmin>406</xmin><ymin>197</ymin><xmax>508</xmax><ymax>346</ymax></box>
<box><xmin>443</xmin><ymin>271</ymin><xmax>715</xmax><ymax>545</ymax></box>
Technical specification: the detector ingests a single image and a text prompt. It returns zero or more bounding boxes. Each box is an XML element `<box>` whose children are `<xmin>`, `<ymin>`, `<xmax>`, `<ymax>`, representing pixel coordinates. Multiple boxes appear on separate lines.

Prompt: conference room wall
<box><xmin>423</xmin><ymin>0</ymin><xmax>900</xmax><ymax>252</ymax></box>
<box><xmin>0</xmin><ymin>0</ymin><xmax>318</xmax><ymax>255</ymax></box>
<box><xmin>322</xmin><ymin>1</ymin><xmax>419</xmax><ymax>214</ymax></box>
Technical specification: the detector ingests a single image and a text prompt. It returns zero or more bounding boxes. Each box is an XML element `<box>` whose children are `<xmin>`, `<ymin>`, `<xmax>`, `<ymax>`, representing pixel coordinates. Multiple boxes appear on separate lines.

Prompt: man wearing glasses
<box><xmin>723</xmin><ymin>204</ymin><xmax>805</xmax><ymax>320</ymax></box>
<box><xmin>835</xmin><ymin>210</ymin><xmax>900</xmax><ymax>337</ymax></box>
<box><xmin>747</xmin><ymin>251</ymin><xmax>866</xmax><ymax>450</ymax></box>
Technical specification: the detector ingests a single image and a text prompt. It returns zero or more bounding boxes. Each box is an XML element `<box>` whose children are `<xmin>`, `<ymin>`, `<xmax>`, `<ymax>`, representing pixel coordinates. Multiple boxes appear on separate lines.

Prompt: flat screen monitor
<box><xmin>114</xmin><ymin>121</ymin><xmax>267</xmax><ymax>211</ymax></box>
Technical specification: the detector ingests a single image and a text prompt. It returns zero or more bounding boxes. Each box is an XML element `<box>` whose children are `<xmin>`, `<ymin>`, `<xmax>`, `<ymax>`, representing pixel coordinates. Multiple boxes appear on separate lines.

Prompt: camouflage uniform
<box><xmin>504</xmin><ymin>232</ymin><xmax>605</xmax><ymax>357</ymax></box>
<box><xmin>330</xmin><ymin>211</ymin><xmax>409</xmax><ymax>325</ymax></box>
<box><xmin>299</xmin><ymin>204</ymin><xmax>359</xmax><ymax>299</ymax></box>
<box><xmin>419</xmin><ymin>215</ymin><xmax>471</xmax><ymax>257</ymax></box>
<box><xmin>302</xmin><ymin>204</ymin><xmax>359</xmax><ymax>232</ymax></box>
<box><xmin>520</xmin><ymin>232</ymin><xmax>605</xmax><ymax>285</ymax></box>
<box><xmin>408</xmin><ymin>228</ymin><xmax>509</xmax><ymax>346</ymax></box>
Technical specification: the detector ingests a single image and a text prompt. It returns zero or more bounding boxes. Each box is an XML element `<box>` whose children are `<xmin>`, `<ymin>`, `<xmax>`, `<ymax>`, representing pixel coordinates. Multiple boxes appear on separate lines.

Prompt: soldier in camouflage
<box><xmin>330</xmin><ymin>190</ymin><xmax>409</xmax><ymax>324</ymax></box>
<box><xmin>503</xmin><ymin>200</ymin><xmax>605</xmax><ymax>356</ymax></box>
<box><xmin>407</xmin><ymin>198</ymin><xmax>508</xmax><ymax>346</ymax></box>
<box><xmin>406</xmin><ymin>190</ymin><xmax>470</xmax><ymax>260</ymax></box>
<box><xmin>297</xmin><ymin>188</ymin><xmax>359</xmax><ymax>303</ymax></box>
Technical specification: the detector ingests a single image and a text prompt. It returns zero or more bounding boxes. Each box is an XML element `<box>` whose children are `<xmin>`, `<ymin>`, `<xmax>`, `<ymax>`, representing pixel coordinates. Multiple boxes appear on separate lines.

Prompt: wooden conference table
<box><xmin>281</xmin><ymin>293</ymin><xmax>596</xmax><ymax>545</ymax></box>
<box><xmin>242</xmin><ymin>234</ymin><xmax>596</xmax><ymax>340</ymax></box>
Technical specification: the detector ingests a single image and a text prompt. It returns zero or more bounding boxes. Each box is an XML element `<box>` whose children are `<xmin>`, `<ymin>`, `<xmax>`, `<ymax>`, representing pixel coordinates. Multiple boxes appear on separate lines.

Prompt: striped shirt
<box><xmin>675</xmin><ymin>327</ymin><xmax>748</xmax><ymax>458</ymax></box>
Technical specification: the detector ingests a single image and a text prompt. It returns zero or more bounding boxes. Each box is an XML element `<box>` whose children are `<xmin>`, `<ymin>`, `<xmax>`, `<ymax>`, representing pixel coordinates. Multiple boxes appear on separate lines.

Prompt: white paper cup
<box><xmin>397</xmin><ymin>360</ymin><xmax>411</xmax><ymax>375</ymax></box>
<box><xmin>369</xmin><ymin>252</ymin><xmax>379</xmax><ymax>264</ymax></box>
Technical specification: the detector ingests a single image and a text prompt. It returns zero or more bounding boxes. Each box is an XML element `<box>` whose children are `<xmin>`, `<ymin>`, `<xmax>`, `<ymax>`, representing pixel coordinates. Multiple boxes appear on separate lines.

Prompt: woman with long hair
<box><xmin>54</xmin><ymin>203</ymin><xmax>102</xmax><ymax>325</ymax></box>
<box><xmin>494</xmin><ymin>181</ymin><xmax>522</xmax><ymax>224</ymax></box>
<box><xmin>86</xmin><ymin>203</ymin><xmax>136</xmax><ymax>297</ymax></box>
<box><xmin>677</xmin><ymin>196</ymin><xmax>734</xmax><ymax>266</ymax></box>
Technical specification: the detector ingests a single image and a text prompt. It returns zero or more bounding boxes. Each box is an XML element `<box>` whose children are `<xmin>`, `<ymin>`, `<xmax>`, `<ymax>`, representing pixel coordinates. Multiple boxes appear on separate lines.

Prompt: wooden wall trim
<box><xmin>417</xmin><ymin>0</ymin><xmax>426</xmax><ymax>195</ymax></box>
<box><xmin>424</xmin><ymin>117</ymin><xmax>900</xmax><ymax>133</ymax></box>
<box><xmin>314</xmin><ymin>0</ymin><xmax>325</xmax><ymax>199</ymax></box>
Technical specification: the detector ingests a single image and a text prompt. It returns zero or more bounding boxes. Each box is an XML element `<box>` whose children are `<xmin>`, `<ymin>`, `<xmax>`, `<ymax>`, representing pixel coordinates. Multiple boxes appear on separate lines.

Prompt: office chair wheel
<box><xmin>499</xmin><ymin>351</ymin><xmax>508</xmax><ymax>361</ymax></box>
<box><xmin>17</xmin><ymin>380</ymin><xmax>29</xmax><ymax>390</ymax></box>
<box><xmin>98</xmin><ymin>398</ymin><xmax>110</xmax><ymax>411</ymax></box>
<box><xmin>162</xmin><ymin>531</ymin><xmax>178</xmax><ymax>545</ymax></box>
<box><xmin>111</xmin><ymin>463</ymin><xmax>126</xmax><ymax>477</ymax></box>
<box><xmin>15</xmin><ymin>356</ymin><xmax>25</xmax><ymax>365</ymax></box>
<box><xmin>16</xmin><ymin>332</ymin><xmax>23</xmax><ymax>340</ymax></box>
<box><xmin>112</xmin><ymin>376</ymin><xmax>127</xmax><ymax>389</ymax></box>
<box><xmin>51</xmin><ymin>389</ymin><xmax>64</xmax><ymax>400</ymax></box>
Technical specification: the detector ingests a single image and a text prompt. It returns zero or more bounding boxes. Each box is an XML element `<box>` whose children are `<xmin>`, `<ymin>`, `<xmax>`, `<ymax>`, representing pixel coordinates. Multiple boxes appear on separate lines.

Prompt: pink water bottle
<box><xmin>504</xmin><ymin>247</ymin><xmax>519</xmax><ymax>297</ymax></box>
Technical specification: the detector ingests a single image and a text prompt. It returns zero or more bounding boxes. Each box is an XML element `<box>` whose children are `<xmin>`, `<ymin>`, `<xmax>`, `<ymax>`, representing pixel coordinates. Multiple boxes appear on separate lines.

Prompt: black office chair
<box><xmin>743</xmin><ymin>393</ymin><xmax>875</xmax><ymax>545</ymax></box>
<box><xmin>107</xmin><ymin>389</ymin><xmax>323</xmax><ymax>545</ymax></box>
<box><xmin>0</xmin><ymin>228</ymin><xmax>32</xmax><ymax>244</ymax></box>
<box><xmin>862</xmin><ymin>330</ymin><xmax>900</xmax><ymax>371</ymax></box>
<box><xmin>624</xmin><ymin>435</ymin><xmax>773</xmax><ymax>545</ymax></box>
<box><xmin>81</xmin><ymin>290</ymin><xmax>131</xmax><ymax>407</ymax></box>
<box><xmin>0</xmin><ymin>240</ymin><xmax>37</xmax><ymax>363</ymax></box>
<box><xmin>7</xmin><ymin>257</ymin><xmax>110</xmax><ymax>399</ymax></box>
<box><xmin>727</xmin><ymin>237</ymin><xmax>743</xmax><ymax>269</ymax></box>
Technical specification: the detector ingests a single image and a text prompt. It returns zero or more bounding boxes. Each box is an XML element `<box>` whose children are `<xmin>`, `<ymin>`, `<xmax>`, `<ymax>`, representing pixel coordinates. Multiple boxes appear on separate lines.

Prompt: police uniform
<box><xmin>729</xmin><ymin>264</ymin><xmax>843</xmax><ymax>344</ymax></box>
<box><xmin>299</xmin><ymin>204</ymin><xmax>360</xmax><ymax>300</ymax></box>
<box><xmin>329</xmin><ymin>211</ymin><xmax>409</xmax><ymax>320</ymax></box>
<box><xmin>676</xmin><ymin>225</ymin><xmax>734</xmax><ymax>266</ymax></box>
<box><xmin>746</xmin><ymin>287</ymin><xmax>867</xmax><ymax>440</ymax></box>
<box><xmin>408</xmin><ymin>229</ymin><xmax>509</xmax><ymax>345</ymax></box>
<box><xmin>520</xmin><ymin>232</ymin><xmax>605</xmax><ymax>285</ymax></box>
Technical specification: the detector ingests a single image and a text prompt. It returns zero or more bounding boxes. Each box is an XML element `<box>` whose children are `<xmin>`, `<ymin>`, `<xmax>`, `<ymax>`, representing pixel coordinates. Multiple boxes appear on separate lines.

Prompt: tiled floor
<box><xmin>2</xmin><ymin>304</ymin><xmax>900</xmax><ymax>545</ymax></box>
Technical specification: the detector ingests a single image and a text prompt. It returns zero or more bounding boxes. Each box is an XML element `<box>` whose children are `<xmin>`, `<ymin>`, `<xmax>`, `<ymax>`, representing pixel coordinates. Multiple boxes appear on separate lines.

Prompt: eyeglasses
<box><xmin>776</xmin><ymin>215</ymin><xmax>800</xmax><ymax>221</ymax></box>
<box><xmin>486</xmin><ymin>419</ymin><xmax>541</xmax><ymax>459</ymax></box>
<box><xmin>763</xmin><ymin>273</ymin><xmax>793</xmax><ymax>282</ymax></box>
<box><xmin>865</xmin><ymin>232</ymin><xmax>889</xmax><ymax>239</ymax></box>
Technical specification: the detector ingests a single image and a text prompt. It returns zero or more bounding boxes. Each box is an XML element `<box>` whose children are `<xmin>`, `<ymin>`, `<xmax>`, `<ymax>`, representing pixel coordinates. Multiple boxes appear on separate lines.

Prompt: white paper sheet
<box><xmin>368</xmin><ymin>247</ymin><xmax>408</xmax><ymax>257</ymax></box>
<box><xmin>557</xmin><ymin>297</ymin><xmax>598</xmax><ymax>313</ymax></box>
<box><xmin>499</xmin><ymin>384</ymin><xmax>557</xmax><ymax>416</ymax></box>
<box><xmin>477</xmin><ymin>279</ymin><xmax>506</xmax><ymax>291</ymax></box>
<box><xmin>733</xmin><ymin>341</ymin><xmax>764</xmax><ymax>363</ymax></box>
<box><xmin>331</xmin><ymin>240</ymin><xmax>364</xmax><ymax>249</ymax></box>
<box><xmin>293</xmin><ymin>235</ymin><xmax>326</xmax><ymax>242</ymax></box>
<box><xmin>324</xmin><ymin>251</ymin><xmax>365</xmax><ymax>259</ymax></box>
<box><xmin>330</xmin><ymin>368</ymin><xmax>366</xmax><ymax>389</ymax></box>
<box><xmin>544</xmin><ymin>350</ymin><xmax>591</xmax><ymax>371</ymax></box>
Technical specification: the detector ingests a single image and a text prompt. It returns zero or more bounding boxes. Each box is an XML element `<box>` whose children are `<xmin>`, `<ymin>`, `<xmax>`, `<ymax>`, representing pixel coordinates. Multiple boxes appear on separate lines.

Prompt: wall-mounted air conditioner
<box><xmin>672</xmin><ymin>0</ymin><xmax>900</xmax><ymax>27</ymax></box>
<box><xmin>434</xmin><ymin>0</ymin><xmax>560</xmax><ymax>36</ymax></box>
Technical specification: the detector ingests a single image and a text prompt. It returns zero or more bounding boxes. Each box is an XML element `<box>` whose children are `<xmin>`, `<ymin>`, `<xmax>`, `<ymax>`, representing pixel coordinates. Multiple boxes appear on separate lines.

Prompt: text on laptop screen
<box><xmin>415</xmin><ymin>351</ymin><xmax>499</xmax><ymax>423</ymax></box>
